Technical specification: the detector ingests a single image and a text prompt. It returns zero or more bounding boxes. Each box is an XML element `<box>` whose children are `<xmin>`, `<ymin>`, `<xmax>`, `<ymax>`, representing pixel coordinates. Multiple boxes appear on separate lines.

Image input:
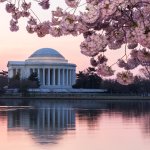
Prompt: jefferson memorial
<box><xmin>7</xmin><ymin>48</ymin><xmax>76</xmax><ymax>89</ymax></box>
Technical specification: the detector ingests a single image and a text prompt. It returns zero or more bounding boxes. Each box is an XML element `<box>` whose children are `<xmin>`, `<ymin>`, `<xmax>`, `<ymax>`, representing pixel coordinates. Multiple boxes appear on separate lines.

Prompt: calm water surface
<box><xmin>0</xmin><ymin>99</ymin><xmax>150</xmax><ymax>150</ymax></box>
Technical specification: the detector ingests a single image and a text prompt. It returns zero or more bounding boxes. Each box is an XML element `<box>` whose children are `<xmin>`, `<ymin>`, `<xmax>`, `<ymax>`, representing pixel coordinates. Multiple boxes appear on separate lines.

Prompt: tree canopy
<box><xmin>73</xmin><ymin>67</ymin><xmax>102</xmax><ymax>89</ymax></box>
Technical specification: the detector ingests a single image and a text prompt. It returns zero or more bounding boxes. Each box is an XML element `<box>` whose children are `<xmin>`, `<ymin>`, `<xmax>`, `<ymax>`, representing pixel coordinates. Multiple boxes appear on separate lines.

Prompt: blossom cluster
<box><xmin>97</xmin><ymin>63</ymin><xmax>114</xmax><ymax>77</ymax></box>
<box><xmin>116</xmin><ymin>71</ymin><xmax>134</xmax><ymax>85</ymax></box>
<box><xmin>3</xmin><ymin>1</ymin><xmax>50</xmax><ymax>35</ymax></box>
<box><xmin>0</xmin><ymin>0</ymin><xmax>150</xmax><ymax>84</ymax></box>
<box><xmin>118</xmin><ymin>48</ymin><xmax>150</xmax><ymax>70</ymax></box>
<box><xmin>80</xmin><ymin>33</ymin><xmax>107</xmax><ymax>57</ymax></box>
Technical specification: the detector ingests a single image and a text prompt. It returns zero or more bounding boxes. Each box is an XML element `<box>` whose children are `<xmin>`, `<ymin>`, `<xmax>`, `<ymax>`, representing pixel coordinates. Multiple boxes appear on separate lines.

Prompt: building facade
<box><xmin>7</xmin><ymin>48</ymin><xmax>76</xmax><ymax>89</ymax></box>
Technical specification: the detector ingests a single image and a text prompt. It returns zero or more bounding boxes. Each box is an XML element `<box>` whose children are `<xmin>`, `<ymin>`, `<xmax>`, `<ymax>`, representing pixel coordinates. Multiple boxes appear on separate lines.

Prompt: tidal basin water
<box><xmin>0</xmin><ymin>99</ymin><xmax>150</xmax><ymax>150</ymax></box>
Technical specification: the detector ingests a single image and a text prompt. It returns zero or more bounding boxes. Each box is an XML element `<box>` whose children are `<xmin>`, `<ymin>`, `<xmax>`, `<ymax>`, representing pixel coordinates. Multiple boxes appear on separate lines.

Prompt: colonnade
<box><xmin>12</xmin><ymin>68</ymin><xmax>21</xmax><ymax>76</ymax></box>
<box><xmin>30</xmin><ymin>67</ymin><xmax>76</xmax><ymax>87</ymax></box>
<box><xmin>8</xmin><ymin>107</ymin><xmax>75</xmax><ymax>129</ymax></box>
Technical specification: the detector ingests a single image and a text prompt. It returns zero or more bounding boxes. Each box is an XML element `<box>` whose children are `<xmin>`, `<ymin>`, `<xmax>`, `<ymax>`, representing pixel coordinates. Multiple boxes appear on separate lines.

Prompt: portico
<box><xmin>7</xmin><ymin>48</ymin><xmax>76</xmax><ymax>89</ymax></box>
<box><xmin>29</xmin><ymin>66</ymin><xmax>76</xmax><ymax>88</ymax></box>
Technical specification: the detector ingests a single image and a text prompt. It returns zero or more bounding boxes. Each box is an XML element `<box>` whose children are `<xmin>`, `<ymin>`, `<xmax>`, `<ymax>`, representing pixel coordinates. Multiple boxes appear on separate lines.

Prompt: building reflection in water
<box><xmin>7</xmin><ymin>104</ymin><xmax>75</xmax><ymax>144</ymax></box>
<box><xmin>1</xmin><ymin>100</ymin><xmax>150</xmax><ymax>144</ymax></box>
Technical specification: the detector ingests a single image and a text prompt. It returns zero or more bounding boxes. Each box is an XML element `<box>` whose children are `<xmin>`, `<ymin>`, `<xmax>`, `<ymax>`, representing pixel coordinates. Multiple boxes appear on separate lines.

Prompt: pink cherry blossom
<box><xmin>10</xmin><ymin>19</ymin><xmax>19</xmax><ymax>32</ymax></box>
<box><xmin>49</xmin><ymin>27</ymin><xmax>63</xmax><ymax>37</ymax></box>
<box><xmin>97</xmin><ymin>54</ymin><xmax>108</xmax><ymax>64</ymax></box>
<box><xmin>0</xmin><ymin>0</ymin><xmax>6</xmax><ymax>2</ymax></box>
<box><xmin>28</xmin><ymin>17</ymin><xmax>37</xmax><ymax>25</ymax></box>
<box><xmin>22</xmin><ymin>2</ymin><xmax>31</xmax><ymax>11</ymax></box>
<box><xmin>116</xmin><ymin>71</ymin><xmax>134</xmax><ymax>85</ymax></box>
<box><xmin>39</xmin><ymin>0</ymin><xmax>50</xmax><ymax>9</ymax></box>
<box><xmin>80</xmin><ymin>4</ymin><xmax>100</xmax><ymax>24</ymax></box>
<box><xmin>118</xmin><ymin>59</ymin><xmax>126</xmax><ymax>68</ymax></box>
<box><xmin>52</xmin><ymin>7</ymin><xmax>63</xmax><ymax>17</ymax></box>
<box><xmin>127</xmin><ymin>43</ymin><xmax>138</xmax><ymax>49</ymax></box>
<box><xmin>90</xmin><ymin>58</ymin><xmax>97</xmax><ymax>67</ymax></box>
<box><xmin>12</xmin><ymin>11</ymin><xmax>22</xmax><ymax>20</ymax></box>
<box><xmin>126</xmin><ymin>58</ymin><xmax>140</xmax><ymax>70</ymax></box>
<box><xmin>34</xmin><ymin>21</ymin><xmax>50</xmax><ymax>37</ymax></box>
<box><xmin>26</xmin><ymin>25</ymin><xmax>34</xmax><ymax>34</ymax></box>
<box><xmin>65</xmin><ymin>0</ymin><xmax>79</xmax><ymax>8</ymax></box>
<box><xmin>80</xmin><ymin>33</ymin><xmax>107</xmax><ymax>57</ymax></box>
<box><xmin>130</xmin><ymin>49</ymin><xmax>139</xmax><ymax>59</ymax></box>
<box><xmin>50</xmin><ymin>17</ymin><xmax>60</xmax><ymax>26</ymax></box>
<box><xmin>21</xmin><ymin>11</ymin><xmax>30</xmax><ymax>17</ymax></box>
<box><xmin>97</xmin><ymin>63</ymin><xmax>114</xmax><ymax>77</ymax></box>
<box><xmin>137</xmin><ymin>48</ymin><xmax>150</xmax><ymax>63</ymax></box>
<box><xmin>61</xmin><ymin>13</ymin><xmax>77</xmax><ymax>32</ymax></box>
<box><xmin>6</xmin><ymin>3</ymin><xmax>15</xmax><ymax>13</ymax></box>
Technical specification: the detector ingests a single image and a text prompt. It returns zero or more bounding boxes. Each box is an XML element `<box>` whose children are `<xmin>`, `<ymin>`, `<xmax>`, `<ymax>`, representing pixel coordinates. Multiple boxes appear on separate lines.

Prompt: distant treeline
<box><xmin>0</xmin><ymin>72</ymin><xmax>40</xmax><ymax>96</ymax></box>
<box><xmin>73</xmin><ymin>68</ymin><xmax>150</xmax><ymax>95</ymax></box>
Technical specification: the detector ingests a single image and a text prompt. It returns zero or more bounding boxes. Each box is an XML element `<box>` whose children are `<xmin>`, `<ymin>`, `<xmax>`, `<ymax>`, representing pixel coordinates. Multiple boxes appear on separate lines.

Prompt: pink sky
<box><xmin>0</xmin><ymin>1</ymin><xmax>132</xmax><ymax>74</ymax></box>
<box><xmin>0</xmin><ymin>2</ymin><xmax>89</xmax><ymax>72</ymax></box>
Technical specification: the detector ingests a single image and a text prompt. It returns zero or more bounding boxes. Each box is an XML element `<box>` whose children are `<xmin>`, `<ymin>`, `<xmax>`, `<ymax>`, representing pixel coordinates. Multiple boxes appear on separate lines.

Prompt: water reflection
<box><xmin>7</xmin><ymin>103</ymin><xmax>75</xmax><ymax>144</ymax></box>
<box><xmin>0</xmin><ymin>101</ymin><xmax>75</xmax><ymax>144</ymax></box>
<box><xmin>0</xmin><ymin>99</ymin><xmax>150</xmax><ymax>149</ymax></box>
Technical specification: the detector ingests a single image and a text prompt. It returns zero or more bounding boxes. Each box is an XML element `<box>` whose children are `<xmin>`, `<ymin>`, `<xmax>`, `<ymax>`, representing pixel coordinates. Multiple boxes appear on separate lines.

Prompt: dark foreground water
<box><xmin>0</xmin><ymin>99</ymin><xmax>150</xmax><ymax>150</ymax></box>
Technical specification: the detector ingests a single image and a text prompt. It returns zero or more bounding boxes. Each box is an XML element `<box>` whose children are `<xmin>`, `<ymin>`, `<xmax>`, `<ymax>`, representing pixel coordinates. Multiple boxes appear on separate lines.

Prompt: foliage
<box><xmin>0</xmin><ymin>75</ymin><xmax>8</xmax><ymax>95</ymax></box>
<box><xmin>0</xmin><ymin>0</ymin><xmax>150</xmax><ymax>84</ymax></box>
<box><xmin>19</xmin><ymin>79</ymin><xmax>38</xmax><ymax>96</ymax></box>
<box><xmin>101</xmin><ymin>76</ymin><xmax>150</xmax><ymax>95</ymax></box>
<box><xmin>8</xmin><ymin>78</ymin><xmax>20</xmax><ymax>89</ymax></box>
<box><xmin>8</xmin><ymin>72</ymin><xmax>40</xmax><ymax>96</ymax></box>
<box><xmin>73</xmin><ymin>67</ymin><xmax>102</xmax><ymax>89</ymax></box>
<box><xmin>28</xmin><ymin>72</ymin><xmax>40</xmax><ymax>88</ymax></box>
<box><xmin>73</xmin><ymin>67</ymin><xmax>150</xmax><ymax>95</ymax></box>
<box><xmin>12</xmin><ymin>72</ymin><xmax>20</xmax><ymax>80</ymax></box>
<box><xmin>140</xmin><ymin>66</ymin><xmax>150</xmax><ymax>79</ymax></box>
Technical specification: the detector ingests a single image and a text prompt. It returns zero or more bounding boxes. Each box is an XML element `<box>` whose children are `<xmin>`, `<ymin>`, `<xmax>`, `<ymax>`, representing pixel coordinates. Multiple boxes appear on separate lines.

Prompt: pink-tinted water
<box><xmin>0</xmin><ymin>100</ymin><xmax>150</xmax><ymax>150</ymax></box>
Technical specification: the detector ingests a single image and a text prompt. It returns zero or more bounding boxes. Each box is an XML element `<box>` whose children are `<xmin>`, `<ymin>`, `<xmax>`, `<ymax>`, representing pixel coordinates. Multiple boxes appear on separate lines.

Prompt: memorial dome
<box><xmin>29</xmin><ymin>48</ymin><xmax>64</xmax><ymax>58</ymax></box>
<box><xmin>26</xmin><ymin>48</ymin><xmax>67</xmax><ymax>63</ymax></box>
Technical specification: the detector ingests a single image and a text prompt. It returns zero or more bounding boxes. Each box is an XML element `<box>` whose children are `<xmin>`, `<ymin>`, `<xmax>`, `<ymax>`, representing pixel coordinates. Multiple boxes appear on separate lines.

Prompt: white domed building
<box><xmin>7</xmin><ymin>48</ymin><xmax>76</xmax><ymax>89</ymax></box>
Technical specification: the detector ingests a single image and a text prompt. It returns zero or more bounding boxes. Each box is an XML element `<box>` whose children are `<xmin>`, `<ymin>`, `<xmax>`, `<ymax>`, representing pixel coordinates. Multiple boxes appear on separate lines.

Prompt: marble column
<box><xmin>43</xmin><ymin>68</ymin><xmax>45</xmax><ymax>86</ymax></box>
<box><xmin>17</xmin><ymin>69</ymin><xmax>20</xmax><ymax>75</ymax></box>
<box><xmin>70</xmin><ymin>69</ymin><xmax>73</xmax><ymax>85</ymax></box>
<box><xmin>30</xmin><ymin>68</ymin><xmax>32</xmax><ymax>74</ymax></box>
<box><xmin>69</xmin><ymin>69</ymin><xmax>72</xmax><ymax>86</ymax></box>
<box><xmin>38</xmin><ymin>68</ymin><xmax>40</xmax><ymax>81</ymax></box>
<box><xmin>13</xmin><ymin>68</ymin><xmax>16</xmax><ymax>76</ymax></box>
<box><xmin>53</xmin><ymin>68</ymin><xmax>55</xmax><ymax>86</ymax></box>
<box><xmin>50</xmin><ymin>69</ymin><xmax>52</xmax><ymax>85</ymax></box>
<box><xmin>74</xmin><ymin>70</ymin><xmax>76</xmax><ymax>84</ymax></box>
<box><xmin>33</xmin><ymin>68</ymin><xmax>36</xmax><ymax>73</ymax></box>
<box><xmin>52</xmin><ymin>108</ymin><xmax>55</xmax><ymax>129</ymax></box>
<box><xmin>66</xmin><ymin>69</ymin><xmax>68</xmax><ymax>86</ymax></box>
<box><xmin>48</xmin><ymin>68</ymin><xmax>50</xmax><ymax>85</ymax></box>
<box><xmin>42</xmin><ymin>109</ymin><xmax>45</xmax><ymax>128</ymax></box>
<box><xmin>66</xmin><ymin>109</ymin><xmax>68</xmax><ymax>127</ymax></box>
<box><xmin>62</xmin><ymin>69</ymin><xmax>65</xmax><ymax>86</ymax></box>
<box><xmin>62</xmin><ymin>108</ymin><xmax>64</xmax><ymax>128</ymax></box>
<box><xmin>58</xmin><ymin>69</ymin><xmax>60</xmax><ymax>86</ymax></box>
<box><xmin>47</xmin><ymin>108</ymin><xmax>50</xmax><ymax>128</ymax></box>
<box><xmin>45</xmin><ymin>69</ymin><xmax>48</xmax><ymax>85</ymax></box>
<box><xmin>68</xmin><ymin>69</ymin><xmax>69</xmax><ymax>85</ymax></box>
<box><xmin>72</xmin><ymin>69</ymin><xmax>74</xmax><ymax>85</ymax></box>
<box><xmin>57</xmin><ymin>108</ymin><xmax>60</xmax><ymax>128</ymax></box>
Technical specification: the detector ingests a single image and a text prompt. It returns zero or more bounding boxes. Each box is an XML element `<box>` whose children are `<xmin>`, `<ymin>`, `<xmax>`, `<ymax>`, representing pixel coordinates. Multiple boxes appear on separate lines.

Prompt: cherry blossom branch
<box><xmin>29</xmin><ymin>8</ymin><xmax>41</xmax><ymax>23</ymax></box>
<box><xmin>145</xmin><ymin>66</ymin><xmax>150</xmax><ymax>80</ymax></box>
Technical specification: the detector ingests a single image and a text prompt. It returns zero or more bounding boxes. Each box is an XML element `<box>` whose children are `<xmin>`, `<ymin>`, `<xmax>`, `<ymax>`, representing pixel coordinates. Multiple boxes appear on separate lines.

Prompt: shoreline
<box><xmin>0</xmin><ymin>94</ymin><xmax>150</xmax><ymax>100</ymax></box>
